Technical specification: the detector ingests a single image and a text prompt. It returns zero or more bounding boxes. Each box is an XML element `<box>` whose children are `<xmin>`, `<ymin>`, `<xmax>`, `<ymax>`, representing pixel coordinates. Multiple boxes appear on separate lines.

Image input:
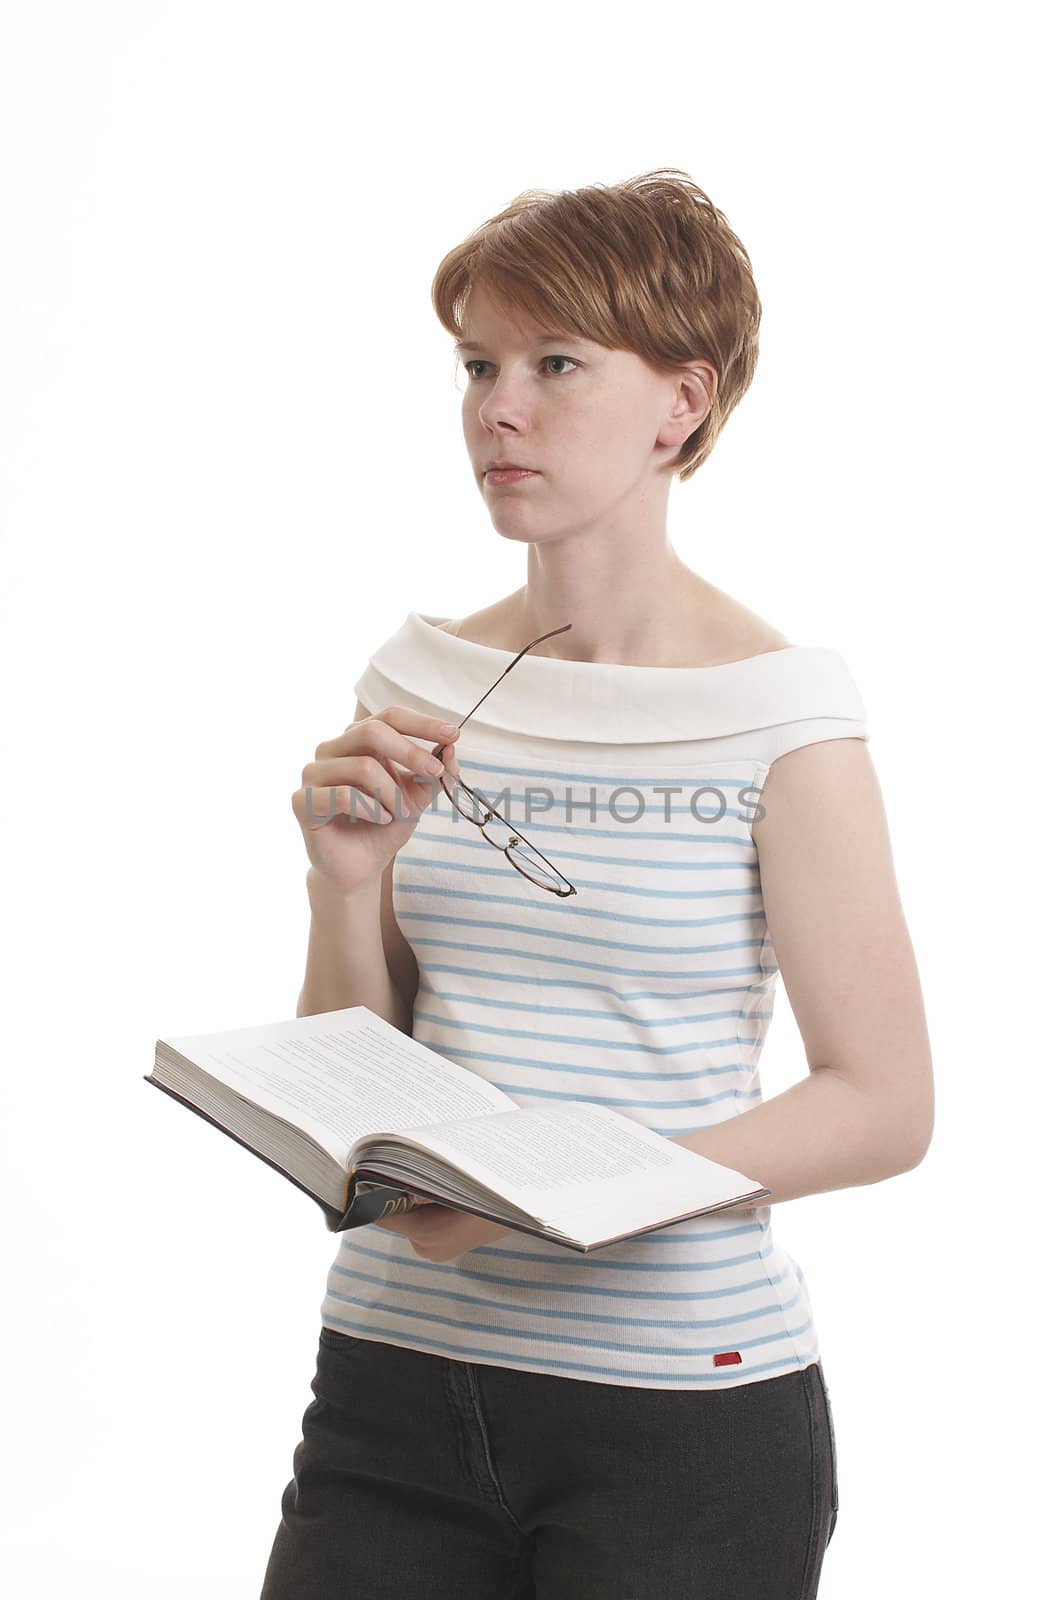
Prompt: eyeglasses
<box><xmin>429</xmin><ymin>623</ymin><xmax>578</xmax><ymax>897</ymax></box>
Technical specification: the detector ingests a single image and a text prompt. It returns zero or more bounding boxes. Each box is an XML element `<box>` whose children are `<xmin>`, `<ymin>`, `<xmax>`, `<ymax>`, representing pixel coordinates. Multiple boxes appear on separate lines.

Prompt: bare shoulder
<box><xmin>717</xmin><ymin>623</ymin><xmax>793</xmax><ymax>664</ymax></box>
<box><xmin>430</xmin><ymin>593</ymin><xmax>524</xmax><ymax>648</ymax></box>
<box><xmin>694</xmin><ymin>584</ymin><xmax>793</xmax><ymax>664</ymax></box>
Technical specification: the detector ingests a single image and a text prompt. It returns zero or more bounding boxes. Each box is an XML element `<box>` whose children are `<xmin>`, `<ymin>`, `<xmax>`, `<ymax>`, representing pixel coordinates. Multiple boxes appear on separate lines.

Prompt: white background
<box><xmin>1</xmin><ymin>3</ymin><xmax>1058</xmax><ymax>1594</ymax></box>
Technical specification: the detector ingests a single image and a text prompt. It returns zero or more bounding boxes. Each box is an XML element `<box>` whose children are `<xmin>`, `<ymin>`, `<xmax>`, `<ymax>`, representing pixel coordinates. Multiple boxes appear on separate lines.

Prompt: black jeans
<box><xmin>260</xmin><ymin>1328</ymin><xmax>839</xmax><ymax>1599</ymax></box>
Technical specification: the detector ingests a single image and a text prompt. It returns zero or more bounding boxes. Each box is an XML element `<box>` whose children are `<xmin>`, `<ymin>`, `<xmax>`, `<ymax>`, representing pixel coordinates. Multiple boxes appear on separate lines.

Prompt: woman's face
<box><xmin>457</xmin><ymin>284</ymin><xmax>714</xmax><ymax>550</ymax></box>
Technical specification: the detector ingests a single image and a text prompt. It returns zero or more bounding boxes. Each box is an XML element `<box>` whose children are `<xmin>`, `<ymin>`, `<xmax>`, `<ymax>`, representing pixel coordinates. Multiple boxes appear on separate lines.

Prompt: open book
<box><xmin>144</xmin><ymin>1005</ymin><xmax>770</xmax><ymax>1253</ymax></box>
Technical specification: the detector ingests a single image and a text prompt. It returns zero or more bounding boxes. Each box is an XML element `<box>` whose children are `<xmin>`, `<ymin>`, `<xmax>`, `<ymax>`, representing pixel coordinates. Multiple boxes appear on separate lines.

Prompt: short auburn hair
<box><xmin>430</xmin><ymin>168</ymin><xmax>761</xmax><ymax>482</ymax></box>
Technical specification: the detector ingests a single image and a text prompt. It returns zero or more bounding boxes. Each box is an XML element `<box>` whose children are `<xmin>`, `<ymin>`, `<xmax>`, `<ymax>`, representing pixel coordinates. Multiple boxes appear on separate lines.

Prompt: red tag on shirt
<box><xmin>713</xmin><ymin>1351</ymin><xmax>743</xmax><ymax>1367</ymax></box>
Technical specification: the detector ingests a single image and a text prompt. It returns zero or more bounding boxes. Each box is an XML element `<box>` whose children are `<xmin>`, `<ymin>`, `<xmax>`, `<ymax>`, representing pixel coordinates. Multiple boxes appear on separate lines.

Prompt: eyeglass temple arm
<box><xmin>451</xmin><ymin>622</ymin><xmax>572</xmax><ymax>730</ymax></box>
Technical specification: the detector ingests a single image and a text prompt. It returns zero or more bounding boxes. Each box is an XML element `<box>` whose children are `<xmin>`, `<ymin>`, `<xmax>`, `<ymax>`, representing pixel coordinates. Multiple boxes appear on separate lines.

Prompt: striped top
<box><xmin>321</xmin><ymin>610</ymin><xmax>870</xmax><ymax>1390</ymax></box>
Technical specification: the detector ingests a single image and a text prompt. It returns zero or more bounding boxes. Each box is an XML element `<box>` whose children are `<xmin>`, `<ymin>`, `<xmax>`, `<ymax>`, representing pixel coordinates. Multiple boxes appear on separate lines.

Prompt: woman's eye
<box><xmin>464</xmin><ymin>356</ymin><xmax>578</xmax><ymax>380</ymax></box>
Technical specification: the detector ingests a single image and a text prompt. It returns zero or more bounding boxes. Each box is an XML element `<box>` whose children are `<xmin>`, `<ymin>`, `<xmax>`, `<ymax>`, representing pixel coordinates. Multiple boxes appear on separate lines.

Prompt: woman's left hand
<box><xmin>372</xmin><ymin>1199</ymin><xmax>512</xmax><ymax>1262</ymax></box>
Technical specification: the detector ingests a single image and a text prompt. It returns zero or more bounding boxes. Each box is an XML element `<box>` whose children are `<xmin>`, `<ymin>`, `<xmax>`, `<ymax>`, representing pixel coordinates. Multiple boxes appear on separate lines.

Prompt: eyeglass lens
<box><xmin>503</xmin><ymin>835</ymin><xmax>566</xmax><ymax>890</ymax></box>
<box><xmin>445</xmin><ymin>775</ymin><xmax>567</xmax><ymax>891</ymax></box>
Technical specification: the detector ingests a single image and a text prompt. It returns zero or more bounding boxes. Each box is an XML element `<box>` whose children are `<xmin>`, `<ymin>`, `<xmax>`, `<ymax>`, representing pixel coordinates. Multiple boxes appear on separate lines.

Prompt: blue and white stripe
<box><xmin>322</xmin><ymin>750</ymin><xmax>824</xmax><ymax>1391</ymax></box>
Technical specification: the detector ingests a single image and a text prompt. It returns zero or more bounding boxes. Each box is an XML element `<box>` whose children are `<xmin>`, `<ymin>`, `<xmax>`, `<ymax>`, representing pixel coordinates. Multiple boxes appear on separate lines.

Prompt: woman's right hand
<box><xmin>291</xmin><ymin>706</ymin><xmax>462</xmax><ymax>895</ymax></box>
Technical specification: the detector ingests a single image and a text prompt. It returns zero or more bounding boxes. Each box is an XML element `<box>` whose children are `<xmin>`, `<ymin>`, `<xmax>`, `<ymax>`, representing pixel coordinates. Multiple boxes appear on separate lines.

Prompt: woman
<box><xmin>262</xmin><ymin>169</ymin><xmax>934</xmax><ymax>1598</ymax></box>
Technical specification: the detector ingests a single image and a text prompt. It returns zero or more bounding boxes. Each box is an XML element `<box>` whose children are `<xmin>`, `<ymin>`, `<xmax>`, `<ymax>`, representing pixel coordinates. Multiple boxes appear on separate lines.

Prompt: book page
<box><xmin>394</xmin><ymin>1101</ymin><xmax>766</xmax><ymax>1230</ymax></box>
<box><xmin>159</xmin><ymin>1006</ymin><xmax>516</xmax><ymax>1166</ymax></box>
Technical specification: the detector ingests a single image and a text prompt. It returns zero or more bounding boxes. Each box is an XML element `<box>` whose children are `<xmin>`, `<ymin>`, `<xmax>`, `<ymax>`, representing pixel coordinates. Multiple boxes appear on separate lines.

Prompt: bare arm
<box><xmin>671</xmin><ymin>738</ymin><xmax>935</xmax><ymax>1204</ymax></box>
<box><xmin>297</xmin><ymin>867</ymin><xmax>414</xmax><ymax>1032</ymax></box>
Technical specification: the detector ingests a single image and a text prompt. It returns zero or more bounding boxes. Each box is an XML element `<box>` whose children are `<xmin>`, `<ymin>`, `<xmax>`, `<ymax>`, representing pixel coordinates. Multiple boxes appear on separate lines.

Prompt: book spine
<box><xmin>333</xmin><ymin>1184</ymin><xmax>421</xmax><ymax>1231</ymax></box>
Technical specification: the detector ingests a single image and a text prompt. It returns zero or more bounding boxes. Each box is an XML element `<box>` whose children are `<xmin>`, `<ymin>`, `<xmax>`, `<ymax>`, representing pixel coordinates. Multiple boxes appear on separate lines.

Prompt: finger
<box><xmin>305</xmin><ymin>751</ymin><xmax>442</xmax><ymax>797</ymax></box>
<box><xmin>372</xmin><ymin>1199</ymin><xmax>444</xmax><ymax>1234</ymax></box>
<box><xmin>317</xmin><ymin>711</ymin><xmax>459</xmax><ymax>775</ymax></box>
<box><xmin>428</xmin><ymin>737</ymin><xmax>462</xmax><ymax>771</ymax></box>
<box><xmin>380</xmin><ymin>754</ymin><xmax>439</xmax><ymax>813</ymax></box>
<box><xmin>292</xmin><ymin>781</ymin><xmax>395</xmax><ymax>829</ymax></box>
<box><xmin>371</xmin><ymin>1214</ymin><xmax>417</xmax><ymax>1235</ymax></box>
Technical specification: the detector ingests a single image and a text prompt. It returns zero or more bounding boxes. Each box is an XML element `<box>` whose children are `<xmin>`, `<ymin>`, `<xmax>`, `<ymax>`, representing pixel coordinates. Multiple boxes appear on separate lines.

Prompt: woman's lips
<box><xmin>485</xmin><ymin>468</ymin><xmax>539</xmax><ymax>484</ymax></box>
